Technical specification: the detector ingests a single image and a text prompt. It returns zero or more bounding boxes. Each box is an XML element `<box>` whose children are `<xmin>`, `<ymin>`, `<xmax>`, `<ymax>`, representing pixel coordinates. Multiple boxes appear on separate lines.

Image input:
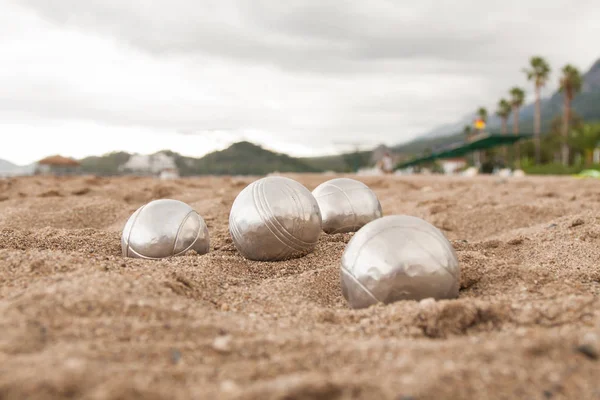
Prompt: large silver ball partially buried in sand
<box><xmin>121</xmin><ymin>199</ymin><xmax>210</xmax><ymax>259</ymax></box>
<box><xmin>229</xmin><ymin>176</ymin><xmax>322</xmax><ymax>261</ymax></box>
<box><xmin>341</xmin><ymin>215</ymin><xmax>460</xmax><ymax>309</ymax></box>
<box><xmin>312</xmin><ymin>178</ymin><xmax>382</xmax><ymax>234</ymax></box>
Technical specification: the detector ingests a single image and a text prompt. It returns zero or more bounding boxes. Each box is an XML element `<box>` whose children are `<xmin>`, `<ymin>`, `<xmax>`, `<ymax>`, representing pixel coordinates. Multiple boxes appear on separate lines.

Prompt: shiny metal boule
<box><xmin>312</xmin><ymin>178</ymin><xmax>382</xmax><ymax>234</ymax></box>
<box><xmin>229</xmin><ymin>176</ymin><xmax>322</xmax><ymax>261</ymax></box>
<box><xmin>341</xmin><ymin>215</ymin><xmax>460</xmax><ymax>309</ymax></box>
<box><xmin>121</xmin><ymin>199</ymin><xmax>210</xmax><ymax>259</ymax></box>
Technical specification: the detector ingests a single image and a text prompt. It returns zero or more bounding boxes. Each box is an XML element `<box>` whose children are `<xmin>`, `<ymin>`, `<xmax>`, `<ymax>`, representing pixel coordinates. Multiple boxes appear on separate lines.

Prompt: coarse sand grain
<box><xmin>0</xmin><ymin>174</ymin><xmax>599</xmax><ymax>399</ymax></box>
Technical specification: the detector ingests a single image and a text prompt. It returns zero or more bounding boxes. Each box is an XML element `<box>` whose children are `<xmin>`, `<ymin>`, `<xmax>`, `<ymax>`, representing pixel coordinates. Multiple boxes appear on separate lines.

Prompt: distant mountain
<box><xmin>418</xmin><ymin>114</ymin><xmax>477</xmax><ymax>140</ymax></box>
<box><xmin>391</xmin><ymin>133</ymin><xmax>465</xmax><ymax>156</ymax></box>
<box><xmin>0</xmin><ymin>159</ymin><xmax>36</xmax><ymax>177</ymax></box>
<box><xmin>0</xmin><ymin>159</ymin><xmax>18</xmax><ymax>172</ymax></box>
<box><xmin>395</xmin><ymin>57</ymin><xmax>600</xmax><ymax>153</ymax></box>
<box><xmin>584</xmin><ymin>58</ymin><xmax>600</xmax><ymax>90</ymax></box>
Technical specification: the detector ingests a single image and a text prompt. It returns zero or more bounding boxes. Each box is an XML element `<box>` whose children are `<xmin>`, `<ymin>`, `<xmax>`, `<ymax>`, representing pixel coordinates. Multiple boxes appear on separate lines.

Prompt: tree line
<box><xmin>463</xmin><ymin>56</ymin><xmax>599</xmax><ymax>169</ymax></box>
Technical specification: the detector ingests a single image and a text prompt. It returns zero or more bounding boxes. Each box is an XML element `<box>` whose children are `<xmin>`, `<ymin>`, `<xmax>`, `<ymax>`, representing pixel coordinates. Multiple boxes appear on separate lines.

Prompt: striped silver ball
<box><xmin>312</xmin><ymin>178</ymin><xmax>382</xmax><ymax>234</ymax></box>
<box><xmin>229</xmin><ymin>176</ymin><xmax>322</xmax><ymax>261</ymax></box>
<box><xmin>121</xmin><ymin>199</ymin><xmax>210</xmax><ymax>259</ymax></box>
<box><xmin>341</xmin><ymin>215</ymin><xmax>460</xmax><ymax>309</ymax></box>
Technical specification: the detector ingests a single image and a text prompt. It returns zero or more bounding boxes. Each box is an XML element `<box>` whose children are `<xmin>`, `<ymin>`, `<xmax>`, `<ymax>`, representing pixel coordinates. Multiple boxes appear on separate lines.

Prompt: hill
<box><xmin>4</xmin><ymin>142</ymin><xmax>363</xmax><ymax>177</ymax></box>
<box><xmin>300</xmin><ymin>154</ymin><xmax>348</xmax><ymax>172</ymax></box>
<box><xmin>80</xmin><ymin>152</ymin><xmax>132</xmax><ymax>176</ymax></box>
<box><xmin>77</xmin><ymin>141</ymin><xmax>325</xmax><ymax>176</ymax></box>
<box><xmin>0</xmin><ymin>159</ymin><xmax>18</xmax><ymax>173</ymax></box>
<box><xmin>187</xmin><ymin>141</ymin><xmax>321</xmax><ymax>175</ymax></box>
<box><xmin>301</xmin><ymin>152</ymin><xmax>374</xmax><ymax>172</ymax></box>
<box><xmin>0</xmin><ymin>159</ymin><xmax>36</xmax><ymax>177</ymax></box>
<box><xmin>394</xmin><ymin>57</ymin><xmax>600</xmax><ymax>154</ymax></box>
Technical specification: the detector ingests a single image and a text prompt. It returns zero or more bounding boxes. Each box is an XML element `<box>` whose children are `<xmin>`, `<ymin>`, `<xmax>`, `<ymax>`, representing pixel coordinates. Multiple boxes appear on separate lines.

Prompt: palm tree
<box><xmin>496</xmin><ymin>99</ymin><xmax>511</xmax><ymax>163</ymax></box>
<box><xmin>570</xmin><ymin>123</ymin><xmax>600</xmax><ymax>166</ymax></box>
<box><xmin>472</xmin><ymin>107</ymin><xmax>488</xmax><ymax>165</ymax></box>
<box><xmin>558</xmin><ymin>64</ymin><xmax>583</xmax><ymax>165</ymax></box>
<box><xmin>495</xmin><ymin>99</ymin><xmax>511</xmax><ymax>134</ymax></box>
<box><xmin>463</xmin><ymin>125</ymin><xmax>472</xmax><ymax>140</ymax></box>
<box><xmin>523</xmin><ymin>56</ymin><xmax>551</xmax><ymax>164</ymax></box>
<box><xmin>476</xmin><ymin>107</ymin><xmax>488</xmax><ymax>125</ymax></box>
<box><xmin>462</xmin><ymin>125</ymin><xmax>474</xmax><ymax>165</ymax></box>
<box><xmin>509</xmin><ymin>87</ymin><xmax>526</xmax><ymax>167</ymax></box>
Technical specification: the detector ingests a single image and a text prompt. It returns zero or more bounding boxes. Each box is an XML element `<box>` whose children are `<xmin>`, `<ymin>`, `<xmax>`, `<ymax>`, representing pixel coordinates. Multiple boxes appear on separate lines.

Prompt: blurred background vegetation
<box><xmin>30</xmin><ymin>56</ymin><xmax>600</xmax><ymax>177</ymax></box>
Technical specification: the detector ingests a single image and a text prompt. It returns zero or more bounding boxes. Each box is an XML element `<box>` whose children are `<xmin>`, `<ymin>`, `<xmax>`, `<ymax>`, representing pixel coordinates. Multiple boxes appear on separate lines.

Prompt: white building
<box><xmin>439</xmin><ymin>158</ymin><xmax>467</xmax><ymax>175</ymax></box>
<box><xmin>120</xmin><ymin>152</ymin><xmax>179</xmax><ymax>176</ymax></box>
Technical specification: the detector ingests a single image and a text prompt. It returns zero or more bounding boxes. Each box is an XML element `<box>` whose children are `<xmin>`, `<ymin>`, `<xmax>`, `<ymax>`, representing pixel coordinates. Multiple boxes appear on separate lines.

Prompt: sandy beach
<box><xmin>1</xmin><ymin>173</ymin><xmax>599</xmax><ymax>399</ymax></box>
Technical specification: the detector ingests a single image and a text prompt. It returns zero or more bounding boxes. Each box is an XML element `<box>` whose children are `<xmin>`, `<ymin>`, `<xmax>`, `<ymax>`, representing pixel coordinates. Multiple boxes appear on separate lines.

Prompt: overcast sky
<box><xmin>1</xmin><ymin>0</ymin><xmax>599</xmax><ymax>165</ymax></box>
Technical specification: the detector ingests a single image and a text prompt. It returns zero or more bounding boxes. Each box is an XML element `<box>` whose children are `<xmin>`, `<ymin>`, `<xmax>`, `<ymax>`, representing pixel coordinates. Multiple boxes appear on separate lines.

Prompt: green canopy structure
<box><xmin>395</xmin><ymin>133</ymin><xmax>534</xmax><ymax>169</ymax></box>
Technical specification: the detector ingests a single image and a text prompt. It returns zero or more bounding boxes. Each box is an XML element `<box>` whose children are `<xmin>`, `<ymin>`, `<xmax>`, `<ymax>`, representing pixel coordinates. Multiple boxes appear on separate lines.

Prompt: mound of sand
<box><xmin>1</xmin><ymin>174</ymin><xmax>599</xmax><ymax>399</ymax></box>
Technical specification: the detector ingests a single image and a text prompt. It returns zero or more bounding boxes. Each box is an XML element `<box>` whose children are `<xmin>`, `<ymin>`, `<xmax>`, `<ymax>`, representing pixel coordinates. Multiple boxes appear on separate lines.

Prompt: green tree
<box><xmin>559</xmin><ymin>64</ymin><xmax>583</xmax><ymax>165</ymax></box>
<box><xmin>546</xmin><ymin>113</ymin><xmax>584</xmax><ymax>164</ymax></box>
<box><xmin>568</xmin><ymin>123</ymin><xmax>600</xmax><ymax>166</ymax></box>
<box><xmin>509</xmin><ymin>87</ymin><xmax>526</xmax><ymax>133</ymax></box>
<box><xmin>550</xmin><ymin>112</ymin><xmax>584</xmax><ymax>134</ymax></box>
<box><xmin>477</xmin><ymin>107</ymin><xmax>488</xmax><ymax>121</ymax></box>
<box><xmin>463</xmin><ymin>125</ymin><xmax>472</xmax><ymax>140</ymax></box>
<box><xmin>474</xmin><ymin>107</ymin><xmax>488</xmax><ymax>165</ymax></box>
<box><xmin>523</xmin><ymin>56</ymin><xmax>551</xmax><ymax>164</ymax></box>
<box><xmin>509</xmin><ymin>87</ymin><xmax>526</xmax><ymax>167</ymax></box>
<box><xmin>477</xmin><ymin>107</ymin><xmax>488</xmax><ymax>124</ymax></box>
<box><xmin>342</xmin><ymin>150</ymin><xmax>372</xmax><ymax>172</ymax></box>
<box><xmin>462</xmin><ymin>125</ymin><xmax>474</xmax><ymax>165</ymax></box>
<box><xmin>80</xmin><ymin>151</ymin><xmax>131</xmax><ymax>176</ymax></box>
<box><xmin>495</xmin><ymin>99</ymin><xmax>511</xmax><ymax>134</ymax></box>
<box><xmin>495</xmin><ymin>98</ymin><xmax>512</xmax><ymax>164</ymax></box>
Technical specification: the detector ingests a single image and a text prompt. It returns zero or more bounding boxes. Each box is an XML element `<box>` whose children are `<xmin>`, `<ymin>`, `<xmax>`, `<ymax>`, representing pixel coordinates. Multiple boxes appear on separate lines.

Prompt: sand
<box><xmin>0</xmin><ymin>173</ymin><xmax>599</xmax><ymax>400</ymax></box>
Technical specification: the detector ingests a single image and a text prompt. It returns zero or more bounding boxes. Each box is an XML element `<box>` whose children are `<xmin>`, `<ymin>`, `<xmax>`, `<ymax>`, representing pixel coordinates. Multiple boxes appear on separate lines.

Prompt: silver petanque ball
<box><xmin>121</xmin><ymin>199</ymin><xmax>210</xmax><ymax>259</ymax></box>
<box><xmin>229</xmin><ymin>176</ymin><xmax>322</xmax><ymax>261</ymax></box>
<box><xmin>312</xmin><ymin>178</ymin><xmax>382</xmax><ymax>234</ymax></box>
<box><xmin>341</xmin><ymin>215</ymin><xmax>460</xmax><ymax>309</ymax></box>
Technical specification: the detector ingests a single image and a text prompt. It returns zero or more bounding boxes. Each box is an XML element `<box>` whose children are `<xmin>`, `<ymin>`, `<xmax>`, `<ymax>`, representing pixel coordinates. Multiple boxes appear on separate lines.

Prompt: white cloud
<box><xmin>1</xmin><ymin>0</ymin><xmax>599</xmax><ymax>165</ymax></box>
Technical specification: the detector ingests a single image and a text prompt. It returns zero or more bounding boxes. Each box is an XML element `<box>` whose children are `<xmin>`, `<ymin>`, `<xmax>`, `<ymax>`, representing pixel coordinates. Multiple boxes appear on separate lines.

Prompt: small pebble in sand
<box><xmin>212</xmin><ymin>335</ymin><xmax>232</xmax><ymax>353</ymax></box>
<box><xmin>419</xmin><ymin>298</ymin><xmax>436</xmax><ymax>309</ymax></box>
<box><xmin>220</xmin><ymin>380</ymin><xmax>239</xmax><ymax>392</ymax></box>
<box><xmin>169</xmin><ymin>348</ymin><xmax>182</xmax><ymax>364</ymax></box>
<box><xmin>582</xmin><ymin>332</ymin><xmax>598</xmax><ymax>345</ymax></box>
<box><xmin>64</xmin><ymin>358</ymin><xmax>85</xmax><ymax>371</ymax></box>
<box><xmin>575</xmin><ymin>344</ymin><xmax>598</xmax><ymax>360</ymax></box>
<box><xmin>576</xmin><ymin>332</ymin><xmax>599</xmax><ymax>360</ymax></box>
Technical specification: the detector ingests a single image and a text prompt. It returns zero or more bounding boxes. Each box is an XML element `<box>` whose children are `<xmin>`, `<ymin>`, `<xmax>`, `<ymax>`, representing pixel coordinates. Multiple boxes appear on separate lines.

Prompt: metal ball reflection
<box><xmin>341</xmin><ymin>215</ymin><xmax>460</xmax><ymax>309</ymax></box>
<box><xmin>229</xmin><ymin>176</ymin><xmax>322</xmax><ymax>261</ymax></box>
<box><xmin>121</xmin><ymin>199</ymin><xmax>210</xmax><ymax>259</ymax></box>
<box><xmin>312</xmin><ymin>178</ymin><xmax>382</xmax><ymax>234</ymax></box>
